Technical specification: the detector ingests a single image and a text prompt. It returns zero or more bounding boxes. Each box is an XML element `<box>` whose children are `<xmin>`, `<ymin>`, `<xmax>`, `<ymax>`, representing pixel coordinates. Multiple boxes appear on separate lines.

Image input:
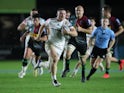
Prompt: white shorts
<box><xmin>25</xmin><ymin>34</ymin><xmax>30</xmax><ymax>48</ymax></box>
<box><xmin>86</xmin><ymin>46</ymin><xmax>93</xmax><ymax>55</ymax></box>
<box><xmin>67</xmin><ymin>44</ymin><xmax>76</xmax><ymax>53</ymax></box>
<box><xmin>45</xmin><ymin>43</ymin><xmax>65</xmax><ymax>59</ymax></box>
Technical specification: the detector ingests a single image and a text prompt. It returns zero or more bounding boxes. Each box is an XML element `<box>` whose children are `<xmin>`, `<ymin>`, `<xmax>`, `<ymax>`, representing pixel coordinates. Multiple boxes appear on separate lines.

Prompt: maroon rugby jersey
<box><xmin>75</xmin><ymin>15</ymin><xmax>91</xmax><ymax>42</ymax></box>
<box><xmin>109</xmin><ymin>16</ymin><xmax>122</xmax><ymax>33</ymax></box>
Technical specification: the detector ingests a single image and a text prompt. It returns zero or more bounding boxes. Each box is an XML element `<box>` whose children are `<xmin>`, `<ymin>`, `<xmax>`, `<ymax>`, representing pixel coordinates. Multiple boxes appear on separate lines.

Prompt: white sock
<box><xmin>22</xmin><ymin>66</ymin><xmax>27</xmax><ymax>73</ymax></box>
<box><xmin>99</xmin><ymin>62</ymin><xmax>105</xmax><ymax>71</ymax></box>
<box><xmin>51</xmin><ymin>75</ymin><xmax>57</xmax><ymax>80</ymax></box>
<box><xmin>74</xmin><ymin>68</ymin><xmax>78</xmax><ymax>74</ymax></box>
<box><xmin>38</xmin><ymin>67</ymin><xmax>43</xmax><ymax>75</ymax></box>
<box><xmin>31</xmin><ymin>57</ymin><xmax>36</xmax><ymax>68</ymax></box>
<box><xmin>99</xmin><ymin>62</ymin><xmax>104</xmax><ymax>67</ymax></box>
<box><xmin>39</xmin><ymin>61</ymin><xmax>50</xmax><ymax>69</ymax></box>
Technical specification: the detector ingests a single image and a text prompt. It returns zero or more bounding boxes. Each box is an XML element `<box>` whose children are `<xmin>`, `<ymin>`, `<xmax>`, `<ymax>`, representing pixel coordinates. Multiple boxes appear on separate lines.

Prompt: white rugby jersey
<box><xmin>86</xmin><ymin>26</ymin><xmax>97</xmax><ymax>44</ymax></box>
<box><xmin>45</xmin><ymin>18</ymin><xmax>71</xmax><ymax>47</ymax></box>
<box><xmin>22</xmin><ymin>16</ymin><xmax>45</xmax><ymax>47</ymax></box>
<box><xmin>22</xmin><ymin>16</ymin><xmax>45</xmax><ymax>32</ymax></box>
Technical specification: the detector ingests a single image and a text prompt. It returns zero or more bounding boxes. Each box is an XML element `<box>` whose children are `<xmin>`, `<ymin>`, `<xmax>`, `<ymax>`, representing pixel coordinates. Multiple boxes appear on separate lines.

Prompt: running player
<box><xmin>36</xmin><ymin>8</ymin><xmax>77</xmax><ymax>87</ymax></box>
<box><xmin>18</xmin><ymin>13</ymin><xmax>47</xmax><ymax>78</ymax></box>
<box><xmin>35</xmin><ymin>9</ymin><xmax>73</xmax><ymax>75</ymax></box>
<box><xmin>86</xmin><ymin>17</ymin><xmax>115</xmax><ymax>80</ymax></box>
<box><xmin>70</xmin><ymin>17</ymin><xmax>105</xmax><ymax>77</ymax></box>
<box><xmin>61</xmin><ymin>5</ymin><xmax>92</xmax><ymax>83</ymax></box>
<box><xmin>102</xmin><ymin>5</ymin><xmax>124</xmax><ymax>78</ymax></box>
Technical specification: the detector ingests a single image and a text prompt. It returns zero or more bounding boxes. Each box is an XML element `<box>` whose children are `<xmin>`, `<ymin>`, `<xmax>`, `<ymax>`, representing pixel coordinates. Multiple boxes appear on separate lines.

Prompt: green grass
<box><xmin>0</xmin><ymin>59</ymin><xmax>124</xmax><ymax>93</ymax></box>
<box><xmin>0</xmin><ymin>0</ymin><xmax>36</xmax><ymax>13</ymax></box>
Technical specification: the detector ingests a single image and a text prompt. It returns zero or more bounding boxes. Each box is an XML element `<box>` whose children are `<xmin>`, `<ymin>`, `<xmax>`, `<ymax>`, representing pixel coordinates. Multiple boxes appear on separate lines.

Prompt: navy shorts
<box><xmin>91</xmin><ymin>46</ymin><xmax>107</xmax><ymax>58</ymax></box>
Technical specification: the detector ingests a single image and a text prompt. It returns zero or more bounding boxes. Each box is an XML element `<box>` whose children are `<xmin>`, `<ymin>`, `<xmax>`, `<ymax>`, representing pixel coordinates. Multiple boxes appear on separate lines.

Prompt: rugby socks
<box><xmin>81</xmin><ymin>64</ymin><xmax>85</xmax><ymax>81</ymax></box>
<box><xmin>31</xmin><ymin>57</ymin><xmax>36</xmax><ymax>67</ymax></box>
<box><xmin>22</xmin><ymin>58</ymin><xmax>28</xmax><ymax>67</ymax></box>
<box><xmin>87</xmin><ymin>68</ymin><xmax>97</xmax><ymax>80</ymax></box>
<box><xmin>73</xmin><ymin>68</ymin><xmax>78</xmax><ymax>74</ymax></box>
<box><xmin>21</xmin><ymin>59</ymin><xmax>28</xmax><ymax>73</ymax></box>
<box><xmin>105</xmin><ymin>68</ymin><xmax>110</xmax><ymax>74</ymax></box>
<box><xmin>51</xmin><ymin>75</ymin><xmax>57</xmax><ymax>80</ymax></box>
<box><xmin>65</xmin><ymin>59</ymin><xmax>70</xmax><ymax>70</ymax></box>
<box><xmin>118</xmin><ymin>60</ymin><xmax>121</xmax><ymax>64</ymax></box>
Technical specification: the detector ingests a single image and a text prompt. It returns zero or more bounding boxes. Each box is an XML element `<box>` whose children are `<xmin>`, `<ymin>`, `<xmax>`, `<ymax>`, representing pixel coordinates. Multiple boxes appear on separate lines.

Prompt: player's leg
<box><xmin>45</xmin><ymin>43</ymin><xmax>63</xmax><ymax>86</ymax></box>
<box><xmin>87</xmin><ymin>56</ymin><xmax>103</xmax><ymax>80</ymax></box>
<box><xmin>18</xmin><ymin>35</ymin><xmax>32</xmax><ymax>78</ymax></box>
<box><xmin>70</xmin><ymin>52</ymin><xmax>90</xmax><ymax>78</ymax></box>
<box><xmin>33</xmin><ymin>41</ymin><xmax>46</xmax><ymax>76</ymax></box>
<box><xmin>70</xmin><ymin>61</ymin><xmax>81</xmax><ymax>77</ymax></box>
<box><xmin>87</xmin><ymin>46</ymin><xmax>104</xmax><ymax>80</ymax></box>
<box><xmin>34</xmin><ymin>51</ymin><xmax>50</xmax><ymax>75</ymax></box>
<box><xmin>110</xmin><ymin>56</ymin><xmax>124</xmax><ymax>71</ymax></box>
<box><xmin>62</xmin><ymin>46</ymin><xmax>67</xmax><ymax>71</ymax></box>
<box><xmin>50</xmin><ymin>45</ymin><xmax>62</xmax><ymax>87</ymax></box>
<box><xmin>79</xmin><ymin>53</ymin><xmax>86</xmax><ymax>82</ymax></box>
<box><xmin>30</xmin><ymin>52</ymin><xmax>36</xmax><ymax>68</ymax></box>
<box><xmin>77</xmin><ymin>42</ymin><xmax>87</xmax><ymax>82</ymax></box>
<box><xmin>118</xmin><ymin>59</ymin><xmax>124</xmax><ymax>71</ymax></box>
<box><xmin>18</xmin><ymin>48</ymin><xmax>33</xmax><ymax>78</ymax></box>
<box><xmin>103</xmin><ymin>52</ymin><xmax>111</xmax><ymax>78</ymax></box>
<box><xmin>61</xmin><ymin>44</ymin><xmax>75</xmax><ymax>77</ymax></box>
<box><xmin>34</xmin><ymin>56</ymin><xmax>43</xmax><ymax>76</ymax></box>
<box><xmin>99</xmin><ymin>62</ymin><xmax>105</xmax><ymax>71</ymax></box>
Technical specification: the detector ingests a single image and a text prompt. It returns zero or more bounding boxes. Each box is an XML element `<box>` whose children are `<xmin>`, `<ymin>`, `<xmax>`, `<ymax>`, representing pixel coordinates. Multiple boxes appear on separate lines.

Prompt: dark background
<box><xmin>0</xmin><ymin>0</ymin><xmax>124</xmax><ymax>60</ymax></box>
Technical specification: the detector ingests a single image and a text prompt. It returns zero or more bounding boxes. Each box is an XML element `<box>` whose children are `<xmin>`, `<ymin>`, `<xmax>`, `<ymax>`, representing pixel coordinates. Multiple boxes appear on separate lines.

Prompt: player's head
<box><xmin>102</xmin><ymin>5</ymin><xmax>112</xmax><ymax>18</ymax></box>
<box><xmin>32</xmin><ymin>13</ymin><xmax>40</xmax><ymax>26</ymax></box>
<box><xmin>101</xmin><ymin>17</ymin><xmax>110</xmax><ymax>27</ymax></box>
<box><xmin>66</xmin><ymin>10</ymin><xmax>71</xmax><ymax>20</ymax></box>
<box><xmin>89</xmin><ymin>17</ymin><xmax>96</xmax><ymax>27</ymax></box>
<box><xmin>56</xmin><ymin>8</ymin><xmax>66</xmax><ymax>21</ymax></box>
<box><xmin>75</xmin><ymin>5</ymin><xmax>84</xmax><ymax>19</ymax></box>
<box><xmin>30</xmin><ymin>8</ymin><xmax>39</xmax><ymax>18</ymax></box>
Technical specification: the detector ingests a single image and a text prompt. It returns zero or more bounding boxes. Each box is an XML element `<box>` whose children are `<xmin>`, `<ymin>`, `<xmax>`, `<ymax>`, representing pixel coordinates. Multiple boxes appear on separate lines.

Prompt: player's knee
<box><xmin>66</xmin><ymin>54</ymin><xmax>71</xmax><ymax>59</ymax></box>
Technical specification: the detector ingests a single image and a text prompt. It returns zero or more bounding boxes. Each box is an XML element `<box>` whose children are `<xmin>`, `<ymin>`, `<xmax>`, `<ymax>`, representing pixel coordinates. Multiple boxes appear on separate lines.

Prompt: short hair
<box><xmin>57</xmin><ymin>8</ymin><xmax>66</xmax><ymax>11</ymax></box>
<box><xmin>103</xmin><ymin>5</ymin><xmax>112</xmax><ymax>12</ymax></box>
<box><xmin>75</xmin><ymin>5</ymin><xmax>84</xmax><ymax>10</ymax></box>
<box><xmin>89</xmin><ymin>17</ymin><xmax>96</xmax><ymax>21</ymax></box>
<box><xmin>32</xmin><ymin>13</ymin><xmax>40</xmax><ymax>18</ymax></box>
<box><xmin>32</xmin><ymin>8</ymin><xmax>38</xmax><ymax>11</ymax></box>
<box><xmin>66</xmin><ymin>10</ymin><xmax>71</xmax><ymax>13</ymax></box>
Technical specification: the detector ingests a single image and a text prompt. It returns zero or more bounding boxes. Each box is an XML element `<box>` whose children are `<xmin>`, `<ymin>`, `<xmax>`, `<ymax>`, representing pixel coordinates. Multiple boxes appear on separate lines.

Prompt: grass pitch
<box><xmin>0</xmin><ymin>59</ymin><xmax>124</xmax><ymax>93</ymax></box>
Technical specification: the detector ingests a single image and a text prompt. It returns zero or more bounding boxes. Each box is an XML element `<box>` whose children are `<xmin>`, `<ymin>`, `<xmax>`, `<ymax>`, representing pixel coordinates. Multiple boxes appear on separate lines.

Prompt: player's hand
<box><xmin>61</xmin><ymin>26</ymin><xmax>70</xmax><ymax>35</ymax></box>
<box><xmin>76</xmin><ymin>23</ymin><xmax>83</xmax><ymax>32</ymax></box>
<box><xmin>107</xmin><ymin>48</ymin><xmax>110</xmax><ymax>53</ymax></box>
<box><xmin>62</xmin><ymin>29</ymin><xmax>69</xmax><ymax>35</ymax></box>
<box><xmin>34</xmin><ymin>36</ymin><xmax>40</xmax><ymax>41</ymax></box>
<box><xmin>20</xmin><ymin>36</ymin><xmax>25</xmax><ymax>42</ymax></box>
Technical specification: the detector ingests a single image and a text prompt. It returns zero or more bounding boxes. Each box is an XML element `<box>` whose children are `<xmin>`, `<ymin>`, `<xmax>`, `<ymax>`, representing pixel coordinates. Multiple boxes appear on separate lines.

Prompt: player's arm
<box><xmin>35</xmin><ymin>24</ymin><xmax>48</xmax><ymax>42</ymax></box>
<box><xmin>35</xmin><ymin>24</ymin><xmax>45</xmax><ymax>40</ymax></box>
<box><xmin>107</xmin><ymin>38</ymin><xmax>115</xmax><ymax>52</ymax></box>
<box><xmin>39</xmin><ymin>24</ymin><xmax>46</xmax><ymax>35</ymax></box>
<box><xmin>18</xmin><ymin>22</ymin><xmax>28</xmax><ymax>42</ymax></box>
<box><xmin>115</xmin><ymin>25</ymin><xmax>124</xmax><ymax>37</ymax></box>
<box><xmin>68</xmin><ymin>27</ymin><xmax>77</xmax><ymax>37</ymax></box>
<box><xmin>17</xmin><ymin>20</ymin><xmax>28</xmax><ymax>42</ymax></box>
<box><xmin>63</xmin><ymin>26</ymin><xmax>77</xmax><ymax>37</ymax></box>
<box><xmin>76</xmin><ymin>23</ymin><xmax>92</xmax><ymax>34</ymax></box>
<box><xmin>38</xmin><ymin>35</ymin><xmax>48</xmax><ymax>42</ymax></box>
<box><xmin>88</xmin><ymin>37</ymin><xmax>95</xmax><ymax>46</ymax></box>
<box><xmin>20</xmin><ymin>31</ymin><xmax>29</xmax><ymax>42</ymax></box>
<box><xmin>17</xmin><ymin>22</ymin><xmax>27</xmax><ymax>31</ymax></box>
<box><xmin>88</xmin><ymin>28</ymin><xmax>96</xmax><ymax>46</ymax></box>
